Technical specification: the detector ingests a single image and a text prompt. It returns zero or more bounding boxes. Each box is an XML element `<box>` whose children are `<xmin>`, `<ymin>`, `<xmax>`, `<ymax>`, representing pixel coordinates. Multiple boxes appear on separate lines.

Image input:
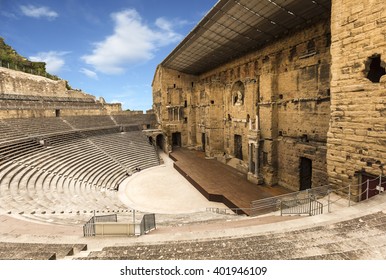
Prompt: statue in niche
<box><xmin>234</xmin><ymin>90</ymin><xmax>244</xmax><ymax>106</ymax></box>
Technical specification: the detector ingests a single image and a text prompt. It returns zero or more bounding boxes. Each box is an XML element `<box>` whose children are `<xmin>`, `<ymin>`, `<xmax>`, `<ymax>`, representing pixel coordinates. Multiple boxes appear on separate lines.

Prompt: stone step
<box><xmin>81</xmin><ymin>212</ymin><xmax>386</xmax><ymax>260</ymax></box>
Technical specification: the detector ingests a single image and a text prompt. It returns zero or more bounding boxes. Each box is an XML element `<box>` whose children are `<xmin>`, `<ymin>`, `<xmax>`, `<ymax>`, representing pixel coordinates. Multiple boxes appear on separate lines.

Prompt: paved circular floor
<box><xmin>118</xmin><ymin>152</ymin><xmax>228</xmax><ymax>214</ymax></box>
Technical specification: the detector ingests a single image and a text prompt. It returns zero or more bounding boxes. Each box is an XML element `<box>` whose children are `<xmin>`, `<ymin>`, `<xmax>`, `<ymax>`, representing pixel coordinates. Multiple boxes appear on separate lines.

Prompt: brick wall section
<box><xmin>328</xmin><ymin>0</ymin><xmax>386</xmax><ymax>198</ymax></box>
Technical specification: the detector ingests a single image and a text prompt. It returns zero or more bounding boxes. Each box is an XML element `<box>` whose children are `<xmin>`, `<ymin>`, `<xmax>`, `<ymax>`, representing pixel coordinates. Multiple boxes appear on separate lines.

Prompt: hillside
<box><xmin>0</xmin><ymin>37</ymin><xmax>59</xmax><ymax>81</ymax></box>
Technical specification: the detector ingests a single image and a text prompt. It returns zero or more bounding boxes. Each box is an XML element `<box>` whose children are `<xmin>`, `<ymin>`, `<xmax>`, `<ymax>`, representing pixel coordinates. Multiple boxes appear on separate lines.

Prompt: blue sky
<box><xmin>0</xmin><ymin>0</ymin><xmax>217</xmax><ymax>111</ymax></box>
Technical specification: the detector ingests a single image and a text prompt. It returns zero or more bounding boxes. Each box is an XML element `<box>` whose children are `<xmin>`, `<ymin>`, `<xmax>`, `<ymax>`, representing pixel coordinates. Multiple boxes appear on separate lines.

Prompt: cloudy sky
<box><xmin>0</xmin><ymin>0</ymin><xmax>217</xmax><ymax>110</ymax></box>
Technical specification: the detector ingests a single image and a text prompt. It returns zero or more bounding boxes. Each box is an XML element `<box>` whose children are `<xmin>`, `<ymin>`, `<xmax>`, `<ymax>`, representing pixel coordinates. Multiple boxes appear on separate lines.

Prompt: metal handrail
<box><xmin>281</xmin><ymin>197</ymin><xmax>323</xmax><ymax>216</ymax></box>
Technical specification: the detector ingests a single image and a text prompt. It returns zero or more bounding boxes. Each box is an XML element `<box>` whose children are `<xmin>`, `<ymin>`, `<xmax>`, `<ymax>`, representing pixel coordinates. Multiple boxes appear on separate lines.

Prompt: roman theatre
<box><xmin>0</xmin><ymin>0</ymin><xmax>386</xmax><ymax>260</ymax></box>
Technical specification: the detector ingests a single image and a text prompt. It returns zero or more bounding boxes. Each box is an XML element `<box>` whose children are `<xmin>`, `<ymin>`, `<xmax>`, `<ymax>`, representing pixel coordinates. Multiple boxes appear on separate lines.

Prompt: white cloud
<box><xmin>20</xmin><ymin>5</ymin><xmax>58</xmax><ymax>20</ymax></box>
<box><xmin>80</xmin><ymin>68</ymin><xmax>98</xmax><ymax>80</ymax></box>
<box><xmin>29</xmin><ymin>51</ymin><xmax>68</xmax><ymax>74</ymax></box>
<box><xmin>82</xmin><ymin>9</ymin><xmax>182</xmax><ymax>74</ymax></box>
<box><xmin>1</xmin><ymin>11</ymin><xmax>18</xmax><ymax>19</ymax></box>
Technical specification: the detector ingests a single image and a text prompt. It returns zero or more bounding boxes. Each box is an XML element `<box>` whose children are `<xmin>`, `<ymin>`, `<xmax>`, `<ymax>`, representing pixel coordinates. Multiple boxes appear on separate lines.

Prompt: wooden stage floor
<box><xmin>170</xmin><ymin>148</ymin><xmax>292</xmax><ymax>216</ymax></box>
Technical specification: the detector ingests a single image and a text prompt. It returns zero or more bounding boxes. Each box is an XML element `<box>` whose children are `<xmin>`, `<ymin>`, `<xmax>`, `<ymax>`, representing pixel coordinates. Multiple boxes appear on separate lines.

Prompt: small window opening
<box><xmin>279</xmin><ymin>94</ymin><xmax>283</xmax><ymax>99</ymax></box>
<box><xmin>210</xmin><ymin>100</ymin><xmax>214</xmax><ymax>105</ymax></box>
<box><xmin>365</xmin><ymin>54</ymin><xmax>386</xmax><ymax>83</ymax></box>
<box><xmin>307</xmin><ymin>40</ymin><xmax>315</xmax><ymax>53</ymax></box>
<box><xmin>184</xmin><ymin>100</ymin><xmax>187</xmax><ymax>107</ymax></box>
<box><xmin>177</xmin><ymin>75</ymin><xmax>180</xmax><ymax>78</ymax></box>
<box><xmin>55</xmin><ymin>109</ymin><xmax>61</xmax><ymax>117</ymax></box>
<box><xmin>173</xmin><ymin>84</ymin><xmax>176</xmax><ymax>88</ymax></box>
<box><xmin>191</xmin><ymin>82</ymin><xmax>194</xmax><ymax>87</ymax></box>
<box><xmin>227</xmin><ymin>114</ymin><xmax>232</xmax><ymax>121</ymax></box>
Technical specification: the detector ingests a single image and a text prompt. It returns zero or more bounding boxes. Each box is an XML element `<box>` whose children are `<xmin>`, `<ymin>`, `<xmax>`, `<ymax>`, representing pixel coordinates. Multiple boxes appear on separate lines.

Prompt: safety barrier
<box><xmin>139</xmin><ymin>213</ymin><xmax>156</xmax><ymax>235</ymax></box>
<box><xmin>83</xmin><ymin>214</ymin><xmax>117</xmax><ymax>237</ymax></box>
<box><xmin>83</xmin><ymin>213</ymin><xmax>156</xmax><ymax>237</ymax></box>
<box><xmin>281</xmin><ymin>197</ymin><xmax>323</xmax><ymax>216</ymax></box>
<box><xmin>207</xmin><ymin>175</ymin><xmax>385</xmax><ymax>217</ymax></box>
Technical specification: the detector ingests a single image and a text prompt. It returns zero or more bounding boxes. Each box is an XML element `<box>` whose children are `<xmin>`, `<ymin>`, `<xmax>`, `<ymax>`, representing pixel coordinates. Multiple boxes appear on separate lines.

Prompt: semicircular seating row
<box><xmin>0</xmin><ymin>114</ymin><xmax>156</xmax><ymax>144</ymax></box>
<box><xmin>0</xmin><ymin>122</ymin><xmax>160</xmax><ymax>215</ymax></box>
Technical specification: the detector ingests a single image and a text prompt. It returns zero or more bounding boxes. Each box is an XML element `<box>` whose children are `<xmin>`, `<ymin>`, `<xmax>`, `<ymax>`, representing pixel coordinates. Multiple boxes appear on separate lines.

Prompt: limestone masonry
<box><xmin>152</xmin><ymin>0</ymin><xmax>385</xmax><ymax>199</ymax></box>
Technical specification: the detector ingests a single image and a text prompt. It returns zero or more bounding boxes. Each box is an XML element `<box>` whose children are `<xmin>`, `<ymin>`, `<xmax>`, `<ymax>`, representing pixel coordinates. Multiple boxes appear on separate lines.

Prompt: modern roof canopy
<box><xmin>161</xmin><ymin>0</ymin><xmax>331</xmax><ymax>75</ymax></box>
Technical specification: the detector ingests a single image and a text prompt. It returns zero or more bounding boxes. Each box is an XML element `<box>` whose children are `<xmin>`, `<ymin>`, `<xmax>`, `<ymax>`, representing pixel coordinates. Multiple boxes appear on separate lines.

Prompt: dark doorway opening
<box><xmin>172</xmin><ymin>132</ymin><xmax>181</xmax><ymax>147</ymax></box>
<box><xmin>55</xmin><ymin>109</ymin><xmax>61</xmax><ymax>117</ymax></box>
<box><xmin>360</xmin><ymin>173</ymin><xmax>386</xmax><ymax>201</ymax></box>
<box><xmin>201</xmin><ymin>133</ymin><xmax>206</xmax><ymax>152</ymax></box>
<box><xmin>156</xmin><ymin>134</ymin><xmax>164</xmax><ymax>150</ymax></box>
<box><xmin>365</xmin><ymin>54</ymin><xmax>386</xmax><ymax>83</ymax></box>
<box><xmin>234</xmin><ymin>134</ymin><xmax>243</xmax><ymax>160</ymax></box>
<box><xmin>300</xmin><ymin>157</ymin><xmax>312</xmax><ymax>191</ymax></box>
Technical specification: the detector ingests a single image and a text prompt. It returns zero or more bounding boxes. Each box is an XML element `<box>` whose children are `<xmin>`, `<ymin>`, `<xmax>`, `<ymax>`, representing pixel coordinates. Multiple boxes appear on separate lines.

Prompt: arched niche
<box><xmin>231</xmin><ymin>81</ymin><xmax>245</xmax><ymax>106</ymax></box>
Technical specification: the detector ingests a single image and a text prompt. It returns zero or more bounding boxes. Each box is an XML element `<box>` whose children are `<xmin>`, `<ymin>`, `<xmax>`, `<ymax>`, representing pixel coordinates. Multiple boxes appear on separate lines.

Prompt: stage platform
<box><xmin>170</xmin><ymin>148</ymin><xmax>292</xmax><ymax>216</ymax></box>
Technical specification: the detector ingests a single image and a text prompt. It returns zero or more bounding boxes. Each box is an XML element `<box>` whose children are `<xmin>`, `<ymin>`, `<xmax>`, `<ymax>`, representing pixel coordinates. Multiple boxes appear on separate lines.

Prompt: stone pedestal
<box><xmin>248</xmin><ymin>172</ymin><xmax>264</xmax><ymax>185</ymax></box>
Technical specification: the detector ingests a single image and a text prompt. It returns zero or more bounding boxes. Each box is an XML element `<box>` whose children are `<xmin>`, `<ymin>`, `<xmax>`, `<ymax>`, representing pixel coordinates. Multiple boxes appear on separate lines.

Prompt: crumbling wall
<box><xmin>0</xmin><ymin>67</ymin><xmax>68</xmax><ymax>97</ymax></box>
<box><xmin>328</xmin><ymin>0</ymin><xmax>386</xmax><ymax>198</ymax></box>
<box><xmin>0</xmin><ymin>67</ymin><xmax>123</xmax><ymax>118</ymax></box>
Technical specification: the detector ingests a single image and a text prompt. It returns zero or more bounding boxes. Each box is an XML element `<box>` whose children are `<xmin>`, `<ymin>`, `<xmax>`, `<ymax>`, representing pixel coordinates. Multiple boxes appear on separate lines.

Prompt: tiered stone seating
<box><xmin>0</xmin><ymin>139</ymin><xmax>42</xmax><ymax>163</ymax></box>
<box><xmin>0</xmin><ymin>128</ymin><xmax>160</xmax><ymax>215</ymax></box>
<box><xmin>0</xmin><ymin>94</ymin><xmax>101</xmax><ymax>110</ymax></box>
<box><xmin>63</xmin><ymin>115</ymin><xmax>116</xmax><ymax>129</ymax></box>
<box><xmin>80</xmin><ymin>211</ymin><xmax>386</xmax><ymax>260</ymax></box>
<box><xmin>0</xmin><ymin>137</ymin><xmax>126</xmax><ymax>214</ymax></box>
<box><xmin>111</xmin><ymin>114</ymin><xmax>156</xmax><ymax>126</ymax></box>
<box><xmin>0</xmin><ymin>242</ymin><xmax>87</xmax><ymax>260</ymax></box>
<box><xmin>88</xmin><ymin>131</ymin><xmax>160</xmax><ymax>172</ymax></box>
<box><xmin>3</xmin><ymin>117</ymin><xmax>73</xmax><ymax>136</ymax></box>
<box><xmin>0</xmin><ymin>120</ymin><xmax>28</xmax><ymax>143</ymax></box>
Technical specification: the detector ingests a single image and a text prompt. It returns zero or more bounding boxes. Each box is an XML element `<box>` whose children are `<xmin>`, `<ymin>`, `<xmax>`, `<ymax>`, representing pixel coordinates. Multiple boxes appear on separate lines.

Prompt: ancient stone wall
<box><xmin>0</xmin><ymin>67</ymin><xmax>68</xmax><ymax>97</ymax></box>
<box><xmin>152</xmin><ymin>66</ymin><xmax>198</xmax><ymax>151</ymax></box>
<box><xmin>328</xmin><ymin>0</ymin><xmax>386</xmax><ymax>198</ymax></box>
<box><xmin>0</xmin><ymin>108</ymin><xmax>108</xmax><ymax>119</ymax></box>
<box><xmin>0</xmin><ymin>67</ymin><xmax>123</xmax><ymax>118</ymax></box>
<box><xmin>153</xmin><ymin>19</ymin><xmax>331</xmax><ymax>190</ymax></box>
